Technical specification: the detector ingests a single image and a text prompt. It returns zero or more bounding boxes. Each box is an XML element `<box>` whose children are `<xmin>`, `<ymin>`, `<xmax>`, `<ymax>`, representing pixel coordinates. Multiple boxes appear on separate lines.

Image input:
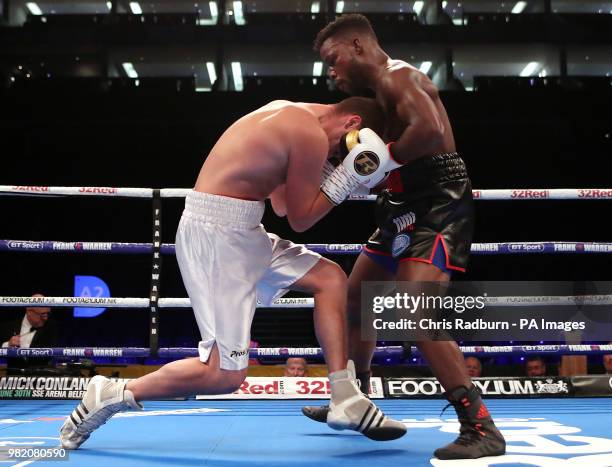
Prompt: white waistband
<box><xmin>183</xmin><ymin>191</ymin><xmax>265</xmax><ymax>228</ymax></box>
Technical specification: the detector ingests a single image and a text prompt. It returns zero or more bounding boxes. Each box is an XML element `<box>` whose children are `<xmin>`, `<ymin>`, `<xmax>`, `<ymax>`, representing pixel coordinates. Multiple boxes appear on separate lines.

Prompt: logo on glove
<box><xmin>354</xmin><ymin>151</ymin><xmax>380</xmax><ymax>176</ymax></box>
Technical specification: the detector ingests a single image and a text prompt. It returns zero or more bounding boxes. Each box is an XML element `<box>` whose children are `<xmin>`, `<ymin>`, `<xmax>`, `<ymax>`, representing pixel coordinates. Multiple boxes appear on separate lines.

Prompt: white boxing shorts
<box><xmin>175</xmin><ymin>191</ymin><xmax>321</xmax><ymax>371</ymax></box>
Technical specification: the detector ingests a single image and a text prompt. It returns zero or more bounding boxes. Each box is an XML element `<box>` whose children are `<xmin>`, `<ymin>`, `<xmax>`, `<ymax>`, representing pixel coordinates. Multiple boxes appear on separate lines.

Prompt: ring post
<box><xmin>149</xmin><ymin>189</ymin><xmax>163</xmax><ymax>358</ymax></box>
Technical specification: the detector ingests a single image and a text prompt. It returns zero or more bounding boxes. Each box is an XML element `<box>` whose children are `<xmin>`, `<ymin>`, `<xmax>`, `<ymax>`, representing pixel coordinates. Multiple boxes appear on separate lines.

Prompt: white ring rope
<box><xmin>0</xmin><ymin>296</ymin><xmax>312</xmax><ymax>308</ymax></box>
<box><xmin>0</xmin><ymin>186</ymin><xmax>153</xmax><ymax>198</ymax></box>
<box><xmin>1</xmin><ymin>295</ymin><xmax>611</xmax><ymax>308</ymax></box>
<box><xmin>2</xmin><ymin>186</ymin><xmax>612</xmax><ymax>200</ymax></box>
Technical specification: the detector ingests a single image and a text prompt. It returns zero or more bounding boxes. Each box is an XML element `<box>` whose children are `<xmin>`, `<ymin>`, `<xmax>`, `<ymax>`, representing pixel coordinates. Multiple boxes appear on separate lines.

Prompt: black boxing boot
<box><xmin>434</xmin><ymin>385</ymin><xmax>506</xmax><ymax>459</ymax></box>
<box><xmin>302</xmin><ymin>370</ymin><xmax>371</xmax><ymax>423</ymax></box>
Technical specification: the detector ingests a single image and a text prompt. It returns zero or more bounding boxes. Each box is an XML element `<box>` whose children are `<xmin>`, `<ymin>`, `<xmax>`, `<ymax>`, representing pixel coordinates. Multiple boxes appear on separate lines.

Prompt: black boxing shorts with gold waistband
<box><xmin>363</xmin><ymin>152</ymin><xmax>474</xmax><ymax>275</ymax></box>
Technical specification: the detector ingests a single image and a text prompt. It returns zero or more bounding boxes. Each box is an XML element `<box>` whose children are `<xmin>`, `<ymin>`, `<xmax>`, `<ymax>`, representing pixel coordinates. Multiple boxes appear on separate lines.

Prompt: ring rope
<box><xmin>3</xmin><ymin>187</ymin><xmax>611</xmax><ymax>362</ymax></box>
<box><xmin>0</xmin><ymin>296</ymin><xmax>313</xmax><ymax>308</ymax></box>
<box><xmin>1</xmin><ymin>344</ymin><xmax>611</xmax><ymax>359</ymax></box>
<box><xmin>1</xmin><ymin>240</ymin><xmax>611</xmax><ymax>255</ymax></box>
<box><xmin>2</xmin><ymin>186</ymin><xmax>612</xmax><ymax>200</ymax></box>
<box><xmin>1</xmin><ymin>295</ymin><xmax>612</xmax><ymax>308</ymax></box>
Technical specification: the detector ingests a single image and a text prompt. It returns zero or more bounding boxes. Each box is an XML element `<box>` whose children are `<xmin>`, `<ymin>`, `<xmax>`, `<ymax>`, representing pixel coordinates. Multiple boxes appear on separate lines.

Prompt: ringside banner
<box><xmin>0</xmin><ymin>377</ymin><xmax>129</xmax><ymax>400</ymax></box>
<box><xmin>385</xmin><ymin>377</ymin><xmax>573</xmax><ymax>398</ymax></box>
<box><xmin>0</xmin><ymin>376</ymin><xmax>384</xmax><ymax>400</ymax></box>
<box><xmin>2</xmin><ymin>376</ymin><xmax>610</xmax><ymax>400</ymax></box>
<box><xmin>571</xmin><ymin>375</ymin><xmax>612</xmax><ymax>397</ymax></box>
<box><xmin>196</xmin><ymin>377</ymin><xmax>384</xmax><ymax>400</ymax></box>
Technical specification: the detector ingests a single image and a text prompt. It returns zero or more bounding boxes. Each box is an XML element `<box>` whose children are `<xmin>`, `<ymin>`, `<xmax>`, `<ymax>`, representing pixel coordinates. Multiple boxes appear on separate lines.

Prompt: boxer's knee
<box><xmin>312</xmin><ymin>259</ymin><xmax>347</xmax><ymax>295</ymax></box>
<box><xmin>323</xmin><ymin>260</ymin><xmax>348</xmax><ymax>292</ymax></box>
<box><xmin>192</xmin><ymin>353</ymin><xmax>247</xmax><ymax>394</ymax></box>
<box><xmin>216</xmin><ymin>368</ymin><xmax>248</xmax><ymax>394</ymax></box>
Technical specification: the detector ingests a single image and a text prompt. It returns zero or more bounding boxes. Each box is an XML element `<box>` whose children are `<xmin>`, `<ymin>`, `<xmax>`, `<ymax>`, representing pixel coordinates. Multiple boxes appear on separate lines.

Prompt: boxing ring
<box><xmin>1</xmin><ymin>185</ymin><xmax>612</xmax><ymax>466</ymax></box>
<box><xmin>2</xmin><ymin>398</ymin><xmax>612</xmax><ymax>466</ymax></box>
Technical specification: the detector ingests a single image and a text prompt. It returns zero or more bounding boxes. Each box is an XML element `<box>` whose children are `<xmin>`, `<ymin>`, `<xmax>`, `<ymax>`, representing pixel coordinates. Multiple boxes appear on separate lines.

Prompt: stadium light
<box><xmin>413</xmin><ymin>1</ymin><xmax>424</xmax><ymax>16</ymax></box>
<box><xmin>231</xmin><ymin>62</ymin><xmax>244</xmax><ymax>91</ymax></box>
<box><xmin>197</xmin><ymin>2</ymin><xmax>219</xmax><ymax>25</ymax></box>
<box><xmin>26</xmin><ymin>2</ymin><xmax>43</xmax><ymax>15</ymax></box>
<box><xmin>520</xmin><ymin>61</ymin><xmax>539</xmax><ymax>77</ymax></box>
<box><xmin>209</xmin><ymin>1</ymin><xmax>218</xmax><ymax>18</ymax></box>
<box><xmin>206</xmin><ymin>62</ymin><xmax>217</xmax><ymax>84</ymax></box>
<box><xmin>233</xmin><ymin>1</ymin><xmax>246</xmax><ymax>25</ymax></box>
<box><xmin>122</xmin><ymin>62</ymin><xmax>138</xmax><ymax>78</ymax></box>
<box><xmin>419</xmin><ymin>61</ymin><xmax>433</xmax><ymax>74</ymax></box>
<box><xmin>129</xmin><ymin>2</ymin><xmax>142</xmax><ymax>14</ymax></box>
<box><xmin>511</xmin><ymin>1</ymin><xmax>527</xmax><ymax>14</ymax></box>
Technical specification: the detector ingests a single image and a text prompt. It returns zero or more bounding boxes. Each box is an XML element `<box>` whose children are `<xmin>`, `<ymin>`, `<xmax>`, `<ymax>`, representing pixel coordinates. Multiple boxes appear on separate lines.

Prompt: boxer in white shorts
<box><xmin>61</xmin><ymin>98</ymin><xmax>407</xmax><ymax>449</ymax></box>
<box><xmin>176</xmin><ymin>199</ymin><xmax>323</xmax><ymax>371</ymax></box>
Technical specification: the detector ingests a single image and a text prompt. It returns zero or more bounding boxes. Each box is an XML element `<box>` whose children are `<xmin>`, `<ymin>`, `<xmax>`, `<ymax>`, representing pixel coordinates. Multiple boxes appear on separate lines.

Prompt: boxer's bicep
<box><xmin>285</xmin><ymin>127</ymin><xmax>332</xmax><ymax>232</ymax></box>
<box><xmin>395</xmin><ymin>81</ymin><xmax>444</xmax><ymax>135</ymax></box>
<box><xmin>389</xmin><ymin>75</ymin><xmax>445</xmax><ymax>162</ymax></box>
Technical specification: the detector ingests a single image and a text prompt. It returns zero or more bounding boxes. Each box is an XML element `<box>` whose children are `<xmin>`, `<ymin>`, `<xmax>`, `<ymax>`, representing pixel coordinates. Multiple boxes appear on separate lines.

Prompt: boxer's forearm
<box><xmin>392</xmin><ymin>123</ymin><xmax>444</xmax><ymax>164</ymax></box>
<box><xmin>287</xmin><ymin>192</ymin><xmax>334</xmax><ymax>233</ymax></box>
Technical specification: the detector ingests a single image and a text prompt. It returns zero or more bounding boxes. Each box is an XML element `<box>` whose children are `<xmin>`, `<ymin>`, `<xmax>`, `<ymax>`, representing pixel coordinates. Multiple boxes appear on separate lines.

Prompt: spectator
<box><xmin>0</xmin><ymin>294</ymin><xmax>58</xmax><ymax>375</ymax></box>
<box><xmin>465</xmin><ymin>356</ymin><xmax>482</xmax><ymax>378</ymax></box>
<box><xmin>604</xmin><ymin>344</ymin><xmax>612</xmax><ymax>375</ymax></box>
<box><xmin>525</xmin><ymin>356</ymin><xmax>547</xmax><ymax>377</ymax></box>
<box><xmin>284</xmin><ymin>357</ymin><xmax>308</xmax><ymax>377</ymax></box>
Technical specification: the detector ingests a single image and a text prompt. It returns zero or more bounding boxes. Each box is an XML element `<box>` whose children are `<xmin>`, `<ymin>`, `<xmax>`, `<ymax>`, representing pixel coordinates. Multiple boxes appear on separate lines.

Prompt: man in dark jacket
<box><xmin>0</xmin><ymin>294</ymin><xmax>58</xmax><ymax>374</ymax></box>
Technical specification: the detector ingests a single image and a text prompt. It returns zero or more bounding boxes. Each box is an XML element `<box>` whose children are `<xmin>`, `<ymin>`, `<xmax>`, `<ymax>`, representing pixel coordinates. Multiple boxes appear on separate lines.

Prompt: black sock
<box><xmin>356</xmin><ymin>371</ymin><xmax>371</xmax><ymax>396</ymax></box>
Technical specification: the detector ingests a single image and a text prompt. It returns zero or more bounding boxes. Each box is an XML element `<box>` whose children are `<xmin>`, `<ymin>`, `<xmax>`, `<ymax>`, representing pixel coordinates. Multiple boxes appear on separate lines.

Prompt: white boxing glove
<box><xmin>353</xmin><ymin>128</ymin><xmax>402</xmax><ymax>183</ymax></box>
<box><xmin>321</xmin><ymin>128</ymin><xmax>402</xmax><ymax>205</ymax></box>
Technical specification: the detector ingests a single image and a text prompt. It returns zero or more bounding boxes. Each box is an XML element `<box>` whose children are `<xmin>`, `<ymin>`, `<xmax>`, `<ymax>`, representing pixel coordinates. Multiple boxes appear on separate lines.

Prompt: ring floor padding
<box><xmin>1</xmin><ymin>398</ymin><xmax>611</xmax><ymax>466</ymax></box>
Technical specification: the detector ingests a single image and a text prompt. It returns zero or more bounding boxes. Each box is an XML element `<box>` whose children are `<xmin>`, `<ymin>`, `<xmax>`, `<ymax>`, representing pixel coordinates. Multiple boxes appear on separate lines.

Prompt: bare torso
<box><xmin>377</xmin><ymin>60</ymin><xmax>456</xmax><ymax>154</ymax></box>
<box><xmin>194</xmin><ymin>100</ymin><xmax>323</xmax><ymax>202</ymax></box>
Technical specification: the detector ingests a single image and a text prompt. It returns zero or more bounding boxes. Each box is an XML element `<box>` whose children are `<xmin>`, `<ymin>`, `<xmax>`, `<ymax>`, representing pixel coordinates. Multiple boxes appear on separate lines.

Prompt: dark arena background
<box><xmin>1</xmin><ymin>1</ymin><xmax>612</xmax><ymax>466</ymax></box>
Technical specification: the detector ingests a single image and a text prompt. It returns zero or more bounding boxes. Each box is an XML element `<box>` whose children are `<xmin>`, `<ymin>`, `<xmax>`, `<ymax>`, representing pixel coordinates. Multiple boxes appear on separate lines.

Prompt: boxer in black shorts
<box><xmin>303</xmin><ymin>14</ymin><xmax>506</xmax><ymax>460</ymax></box>
<box><xmin>365</xmin><ymin>152</ymin><xmax>473</xmax><ymax>275</ymax></box>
